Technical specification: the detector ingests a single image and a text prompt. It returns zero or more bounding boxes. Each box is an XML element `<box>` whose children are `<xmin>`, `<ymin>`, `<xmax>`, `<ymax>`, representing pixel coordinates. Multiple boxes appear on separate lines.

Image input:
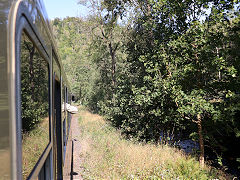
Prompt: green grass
<box><xmin>22</xmin><ymin>117</ymin><xmax>49</xmax><ymax>179</ymax></box>
<box><xmin>77</xmin><ymin>107</ymin><xmax>226</xmax><ymax>180</ymax></box>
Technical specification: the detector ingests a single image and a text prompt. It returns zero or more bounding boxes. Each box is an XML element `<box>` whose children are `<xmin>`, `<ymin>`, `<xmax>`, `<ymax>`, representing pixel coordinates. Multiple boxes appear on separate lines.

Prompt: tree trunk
<box><xmin>197</xmin><ymin>114</ymin><xmax>204</xmax><ymax>168</ymax></box>
<box><xmin>108</xmin><ymin>42</ymin><xmax>117</xmax><ymax>103</ymax></box>
<box><xmin>109</xmin><ymin>43</ymin><xmax>116</xmax><ymax>90</ymax></box>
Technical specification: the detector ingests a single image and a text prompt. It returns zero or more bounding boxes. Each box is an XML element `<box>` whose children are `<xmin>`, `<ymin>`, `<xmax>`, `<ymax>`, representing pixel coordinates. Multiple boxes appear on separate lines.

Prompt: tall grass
<box><xmin>77</xmin><ymin>108</ymin><xmax>225</xmax><ymax>179</ymax></box>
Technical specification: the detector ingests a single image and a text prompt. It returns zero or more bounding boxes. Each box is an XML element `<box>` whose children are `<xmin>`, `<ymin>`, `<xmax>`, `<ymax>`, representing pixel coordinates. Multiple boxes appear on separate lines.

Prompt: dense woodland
<box><xmin>52</xmin><ymin>0</ymin><xmax>240</xmax><ymax>176</ymax></box>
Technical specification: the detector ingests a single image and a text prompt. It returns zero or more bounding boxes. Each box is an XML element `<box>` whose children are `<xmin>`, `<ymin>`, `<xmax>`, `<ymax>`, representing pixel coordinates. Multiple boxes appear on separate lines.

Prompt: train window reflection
<box><xmin>20</xmin><ymin>32</ymin><xmax>50</xmax><ymax>179</ymax></box>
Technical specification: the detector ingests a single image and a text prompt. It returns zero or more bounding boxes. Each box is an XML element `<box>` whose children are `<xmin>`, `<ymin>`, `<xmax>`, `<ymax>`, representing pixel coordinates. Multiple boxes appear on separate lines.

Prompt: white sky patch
<box><xmin>43</xmin><ymin>0</ymin><xmax>90</xmax><ymax>19</ymax></box>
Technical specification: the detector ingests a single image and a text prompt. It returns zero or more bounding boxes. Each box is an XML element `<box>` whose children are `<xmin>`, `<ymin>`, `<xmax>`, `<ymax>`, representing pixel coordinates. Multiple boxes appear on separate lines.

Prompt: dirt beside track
<box><xmin>70</xmin><ymin>113</ymin><xmax>84</xmax><ymax>180</ymax></box>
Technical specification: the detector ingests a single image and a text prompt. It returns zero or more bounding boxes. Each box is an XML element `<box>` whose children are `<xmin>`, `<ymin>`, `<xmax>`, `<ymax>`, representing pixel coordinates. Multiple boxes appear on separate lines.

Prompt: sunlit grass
<box><xmin>77</xmin><ymin>107</ymin><xmax>226</xmax><ymax>179</ymax></box>
<box><xmin>22</xmin><ymin>117</ymin><xmax>49</xmax><ymax>179</ymax></box>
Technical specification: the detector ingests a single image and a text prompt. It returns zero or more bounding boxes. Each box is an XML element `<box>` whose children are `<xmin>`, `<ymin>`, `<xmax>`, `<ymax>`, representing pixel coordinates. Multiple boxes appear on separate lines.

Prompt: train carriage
<box><xmin>0</xmin><ymin>0</ymin><xmax>73</xmax><ymax>179</ymax></box>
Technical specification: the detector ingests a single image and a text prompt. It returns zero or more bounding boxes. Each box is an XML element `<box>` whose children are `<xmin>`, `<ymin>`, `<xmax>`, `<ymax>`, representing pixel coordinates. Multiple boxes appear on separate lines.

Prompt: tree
<box><xmin>52</xmin><ymin>17</ymin><xmax>98</xmax><ymax>105</ymax></box>
<box><xmin>98</xmin><ymin>0</ymin><xmax>240</xmax><ymax>168</ymax></box>
<box><xmin>78</xmin><ymin>0</ymin><xmax>127</xmax><ymax>102</ymax></box>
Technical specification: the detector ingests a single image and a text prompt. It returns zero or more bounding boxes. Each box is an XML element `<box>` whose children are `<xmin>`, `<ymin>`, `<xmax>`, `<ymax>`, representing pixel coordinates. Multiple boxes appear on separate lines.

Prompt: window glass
<box><xmin>21</xmin><ymin>32</ymin><xmax>50</xmax><ymax>179</ymax></box>
<box><xmin>67</xmin><ymin>92</ymin><xmax>71</xmax><ymax>135</ymax></box>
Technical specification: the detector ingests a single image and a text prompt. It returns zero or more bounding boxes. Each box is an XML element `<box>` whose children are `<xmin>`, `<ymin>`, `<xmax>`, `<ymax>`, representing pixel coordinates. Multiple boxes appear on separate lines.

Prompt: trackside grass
<box><xmin>77</xmin><ymin>107</ymin><xmax>226</xmax><ymax>179</ymax></box>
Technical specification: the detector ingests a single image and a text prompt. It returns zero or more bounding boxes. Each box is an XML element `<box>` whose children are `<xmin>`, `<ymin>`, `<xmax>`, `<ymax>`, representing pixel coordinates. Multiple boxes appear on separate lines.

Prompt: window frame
<box><xmin>20</xmin><ymin>30</ymin><xmax>51</xmax><ymax>179</ymax></box>
<box><xmin>14</xmin><ymin>14</ymin><xmax>53</xmax><ymax>180</ymax></box>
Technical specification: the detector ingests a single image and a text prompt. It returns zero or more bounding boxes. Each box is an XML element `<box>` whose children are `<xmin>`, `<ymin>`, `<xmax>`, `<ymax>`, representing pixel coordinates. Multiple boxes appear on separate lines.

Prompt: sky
<box><xmin>42</xmin><ymin>0</ymin><xmax>90</xmax><ymax>20</ymax></box>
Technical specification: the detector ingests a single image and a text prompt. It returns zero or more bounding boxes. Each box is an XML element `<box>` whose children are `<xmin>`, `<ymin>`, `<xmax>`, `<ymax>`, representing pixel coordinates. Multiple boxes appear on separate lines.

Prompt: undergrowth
<box><xmin>77</xmin><ymin>107</ymin><xmax>226</xmax><ymax>179</ymax></box>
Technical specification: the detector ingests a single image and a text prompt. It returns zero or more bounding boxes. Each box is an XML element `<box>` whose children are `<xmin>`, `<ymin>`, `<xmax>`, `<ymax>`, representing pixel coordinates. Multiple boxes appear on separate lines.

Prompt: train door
<box><xmin>53</xmin><ymin>53</ymin><xmax>63</xmax><ymax>180</ymax></box>
<box><xmin>53</xmin><ymin>78</ymin><xmax>63</xmax><ymax>179</ymax></box>
<box><xmin>63</xmin><ymin>87</ymin><xmax>67</xmax><ymax>159</ymax></box>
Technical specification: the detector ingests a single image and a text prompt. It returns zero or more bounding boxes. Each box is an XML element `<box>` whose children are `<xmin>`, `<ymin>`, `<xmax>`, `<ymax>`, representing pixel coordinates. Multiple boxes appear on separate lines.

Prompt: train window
<box><xmin>67</xmin><ymin>92</ymin><xmax>71</xmax><ymax>135</ymax></box>
<box><xmin>20</xmin><ymin>32</ymin><xmax>50</xmax><ymax>179</ymax></box>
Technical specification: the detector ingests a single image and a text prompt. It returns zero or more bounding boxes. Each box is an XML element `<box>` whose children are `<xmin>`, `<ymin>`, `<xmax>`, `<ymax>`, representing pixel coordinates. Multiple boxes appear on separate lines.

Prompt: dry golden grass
<box><xmin>77</xmin><ymin>107</ymin><xmax>225</xmax><ymax>179</ymax></box>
